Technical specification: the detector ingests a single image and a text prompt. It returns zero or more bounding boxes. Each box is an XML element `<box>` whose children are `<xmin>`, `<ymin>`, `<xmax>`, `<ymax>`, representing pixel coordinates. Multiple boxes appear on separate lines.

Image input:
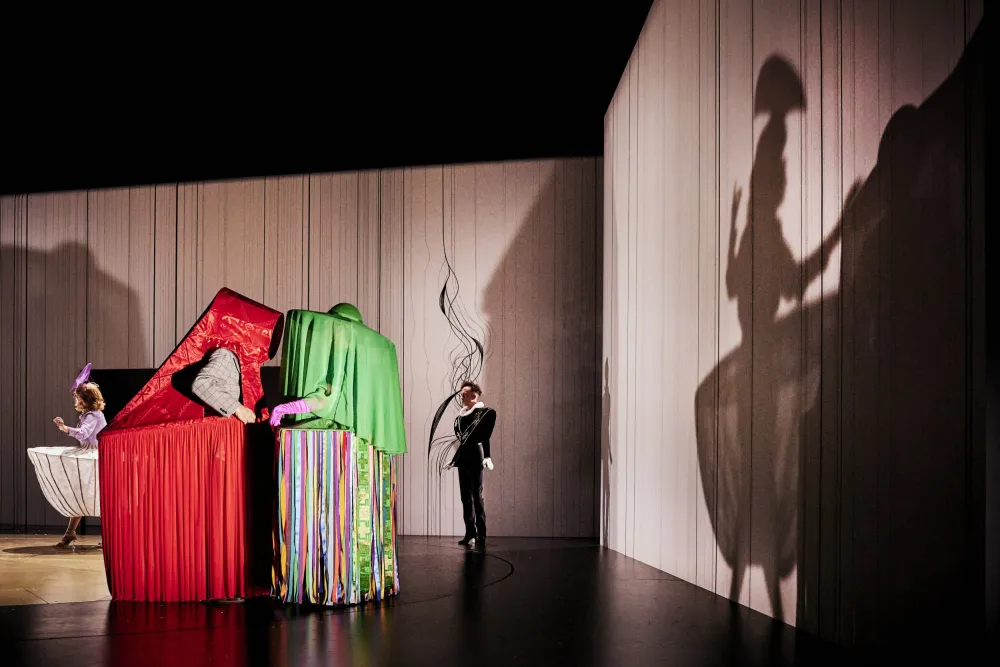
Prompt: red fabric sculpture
<box><xmin>99</xmin><ymin>288</ymin><xmax>283</xmax><ymax>602</ymax></box>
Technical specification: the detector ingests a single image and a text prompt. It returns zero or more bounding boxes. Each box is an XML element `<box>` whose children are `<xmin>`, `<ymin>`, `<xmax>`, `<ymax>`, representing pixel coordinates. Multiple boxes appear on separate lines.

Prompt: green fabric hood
<box><xmin>279</xmin><ymin>304</ymin><xmax>407</xmax><ymax>455</ymax></box>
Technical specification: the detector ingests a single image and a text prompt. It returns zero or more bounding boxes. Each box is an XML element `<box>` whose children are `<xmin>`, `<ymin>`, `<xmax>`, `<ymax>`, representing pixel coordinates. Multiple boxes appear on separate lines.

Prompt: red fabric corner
<box><xmin>105</xmin><ymin>288</ymin><xmax>283</xmax><ymax>431</ymax></box>
<box><xmin>98</xmin><ymin>287</ymin><xmax>282</xmax><ymax>601</ymax></box>
<box><xmin>101</xmin><ymin>419</ymin><xmax>248</xmax><ymax>601</ymax></box>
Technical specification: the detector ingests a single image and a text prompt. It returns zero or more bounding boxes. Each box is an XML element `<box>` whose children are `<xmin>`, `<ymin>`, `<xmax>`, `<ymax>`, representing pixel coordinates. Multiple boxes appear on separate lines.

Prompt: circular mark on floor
<box><xmin>3</xmin><ymin>545</ymin><xmax>103</xmax><ymax>556</ymax></box>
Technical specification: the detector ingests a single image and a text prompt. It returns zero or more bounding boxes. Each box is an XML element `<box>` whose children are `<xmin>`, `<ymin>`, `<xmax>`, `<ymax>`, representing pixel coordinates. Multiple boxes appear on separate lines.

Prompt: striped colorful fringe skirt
<box><xmin>272</xmin><ymin>429</ymin><xmax>399</xmax><ymax>606</ymax></box>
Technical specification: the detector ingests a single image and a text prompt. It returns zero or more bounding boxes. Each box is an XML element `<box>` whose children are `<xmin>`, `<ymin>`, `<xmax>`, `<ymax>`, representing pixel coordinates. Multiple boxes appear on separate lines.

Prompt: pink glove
<box><xmin>269</xmin><ymin>399</ymin><xmax>311</xmax><ymax>427</ymax></box>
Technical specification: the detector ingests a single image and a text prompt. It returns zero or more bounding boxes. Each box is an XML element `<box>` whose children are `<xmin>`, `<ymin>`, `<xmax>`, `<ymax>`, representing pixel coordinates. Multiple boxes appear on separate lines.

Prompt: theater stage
<box><xmin>1</xmin><ymin>536</ymin><xmax>864</xmax><ymax>666</ymax></box>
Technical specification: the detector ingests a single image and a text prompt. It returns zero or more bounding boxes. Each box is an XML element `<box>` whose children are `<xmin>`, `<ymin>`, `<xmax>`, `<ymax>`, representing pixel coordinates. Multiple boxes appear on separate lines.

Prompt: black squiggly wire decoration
<box><xmin>426</xmin><ymin>167</ymin><xmax>491</xmax><ymax>534</ymax></box>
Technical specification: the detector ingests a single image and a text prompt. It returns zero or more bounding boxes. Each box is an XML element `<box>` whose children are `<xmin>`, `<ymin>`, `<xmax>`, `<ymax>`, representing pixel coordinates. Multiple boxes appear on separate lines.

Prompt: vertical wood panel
<box><xmin>532</xmin><ymin>160</ymin><xmax>555</xmax><ymax>537</ymax></box>
<box><xmin>694</xmin><ymin>0</ymin><xmax>720</xmax><ymax>594</ymax></box>
<box><xmin>153</xmin><ymin>185</ymin><xmax>178</xmax><ymax>366</ymax></box>
<box><xmin>0</xmin><ymin>196</ymin><xmax>27</xmax><ymax>527</ymax></box>
<box><xmin>175</xmin><ymin>183</ymin><xmax>200</xmax><ymax>339</ymax></box>
<box><xmin>474</xmin><ymin>162</ymin><xmax>509</xmax><ymax>534</ymax></box>
<box><xmin>3</xmin><ymin>158</ymin><xmax>602</xmax><ymax>541</ymax></box>
<box><xmin>634</xmin><ymin>0</ymin><xmax>665</xmax><ymax>566</ymax></box>
<box><xmin>437</xmin><ymin>166</ymin><xmax>460</xmax><ymax>538</ymax></box>
<box><xmin>579</xmin><ymin>158</ymin><xmax>600</xmax><ymax>539</ymax></box>
<box><xmin>511</xmin><ymin>161</ymin><xmax>535</xmax><ymax>536</ymax></box>
<box><xmin>610</xmin><ymin>63</ymin><xmax>631</xmax><ymax>553</ymax></box>
<box><xmin>86</xmin><ymin>189</ymin><xmax>131</xmax><ymax>368</ymax></box>
<box><xmin>263</xmin><ymin>175</ymin><xmax>308</xmax><ymax>367</ymax></box>
<box><xmin>449</xmin><ymin>165</ymin><xmax>479</xmax><ymax>537</ymax></box>
<box><xmin>816</xmin><ymin>0</ymin><xmax>844</xmax><ymax>638</ymax></box>
<box><xmin>378</xmin><ymin>169</ymin><xmax>405</xmax><ymax>532</ymax></box>
<box><xmin>604</xmin><ymin>0</ymin><xmax>984</xmax><ymax>649</ymax></box>
<box><xmin>87</xmin><ymin>187</ymin><xmax>155</xmax><ymax>369</ymax></box>
<box><xmin>625</xmin><ymin>45</ymin><xmax>640</xmax><ymax>558</ymax></box>
<box><xmin>128</xmin><ymin>187</ymin><xmax>155</xmax><ymax>368</ymax></box>
<box><xmin>357</xmin><ymin>170</ymin><xmax>381</xmax><ymax>331</ymax></box>
<box><xmin>199</xmin><ymin>179</ymin><xmax>265</xmax><ymax>308</ymax></box>
<box><xmin>25</xmin><ymin>192</ymin><xmax>88</xmax><ymax>526</ymax></box>
<box><xmin>715</xmin><ymin>0</ymin><xmax>753</xmax><ymax>609</ymax></box>
<box><xmin>402</xmin><ymin>168</ymin><xmax>427</xmax><ymax>536</ymax></box>
<box><xmin>495</xmin><ymin>164</ymin><xmax>517</xmax><ymax>535</ymax></box>
<box><xmin>308</xmin><ymin>173</ymin><xmax>359</xmax><ymax>312</ymax></box>
<box><xmin>675</xmin><ymin>0</ymin><xmax>702</xmax><ymax>585</ymax></box>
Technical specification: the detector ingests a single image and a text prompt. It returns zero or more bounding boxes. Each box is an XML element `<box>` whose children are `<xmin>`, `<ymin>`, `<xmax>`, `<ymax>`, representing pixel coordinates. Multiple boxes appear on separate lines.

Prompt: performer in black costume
<box><xmin>445</xmin><ymin>381</ymin><xmax>496</xmax><ymax>545</ymax></box>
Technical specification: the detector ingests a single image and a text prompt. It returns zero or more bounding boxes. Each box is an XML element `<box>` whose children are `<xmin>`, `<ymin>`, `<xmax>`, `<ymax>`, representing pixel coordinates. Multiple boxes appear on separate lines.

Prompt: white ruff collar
<box><xmin>458</xmin><ymin>401</ymin><xmax>484</xmax><ymax>417</ymax></box>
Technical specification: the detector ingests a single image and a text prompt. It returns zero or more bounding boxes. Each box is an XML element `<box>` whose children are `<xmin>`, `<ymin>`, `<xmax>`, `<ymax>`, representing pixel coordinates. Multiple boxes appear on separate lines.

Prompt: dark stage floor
<box><xmin>0</xmin><ymin>537</ymin><xmax>898</xmax><ymax>666</ymax></box>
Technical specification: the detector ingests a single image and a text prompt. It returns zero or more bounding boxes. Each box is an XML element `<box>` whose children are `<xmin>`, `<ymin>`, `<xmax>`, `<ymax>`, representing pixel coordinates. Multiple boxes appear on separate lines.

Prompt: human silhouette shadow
<box><xmin>697</xmin><ymin>20</ymin><xmax>984</xmax><ymax>649</ymax></box>
<box><xmin>696</xmin><ymin>54</ymin><xmax>848</xmax><ymax>623</ymax></box>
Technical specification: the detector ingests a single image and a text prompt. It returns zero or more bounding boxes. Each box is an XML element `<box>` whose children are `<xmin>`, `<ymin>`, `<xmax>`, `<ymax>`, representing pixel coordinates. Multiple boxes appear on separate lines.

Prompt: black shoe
<box><xmin>458</xmin><ymin>535</ymin><xmax>475</xmax><ymax>545</ymax></box>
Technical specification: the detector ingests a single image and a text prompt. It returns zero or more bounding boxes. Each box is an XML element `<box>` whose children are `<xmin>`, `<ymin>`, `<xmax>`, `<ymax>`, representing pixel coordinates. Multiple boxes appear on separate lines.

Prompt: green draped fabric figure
<box><xmin>269</xmin><ymin>303</ymin><xmax>407</xmax><ymax>455</ymax></box>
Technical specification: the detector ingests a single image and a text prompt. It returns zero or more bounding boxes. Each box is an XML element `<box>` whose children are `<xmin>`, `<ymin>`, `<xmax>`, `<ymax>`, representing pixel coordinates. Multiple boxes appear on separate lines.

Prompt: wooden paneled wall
<box><xmin>602</xmin><ymin>0</ymin><xmax>985</xmax><ymax>649</ymax></box>
<box><xmin>0</xmin><ymin>158</ymin><xmax>602</xmax><ymax>538</ymax></box>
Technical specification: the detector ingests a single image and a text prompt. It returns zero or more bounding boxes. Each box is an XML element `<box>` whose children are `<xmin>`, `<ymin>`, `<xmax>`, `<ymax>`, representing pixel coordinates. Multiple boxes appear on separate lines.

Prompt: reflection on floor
<box><xmin>0</xmin><ymin>536</ymin><xmax>869</xmax><ymax>667</ymax></box>
<box><xmin>0</xmin><ymin>535</ymin><xmax>108</xmax><ymax>605</ymax></box>
<box><xmin>3</xmin><ymin>536</ymin><xmax>986</xmax><ymax>665</ymax></box>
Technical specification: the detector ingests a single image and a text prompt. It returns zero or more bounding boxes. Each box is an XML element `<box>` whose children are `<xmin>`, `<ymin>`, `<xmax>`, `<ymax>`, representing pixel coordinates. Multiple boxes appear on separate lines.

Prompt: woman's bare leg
<box><xmin>56</xmin><ymin>517</ymin><xmax>81</xmax><ymax>547</ymax></box>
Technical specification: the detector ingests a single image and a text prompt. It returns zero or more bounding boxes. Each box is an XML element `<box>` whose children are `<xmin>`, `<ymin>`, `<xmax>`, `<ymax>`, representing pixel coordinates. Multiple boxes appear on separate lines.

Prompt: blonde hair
<box><xmin>75</xmin><ymin>382</ymin><xmax>105</xmax><ymax>412</ymax></box>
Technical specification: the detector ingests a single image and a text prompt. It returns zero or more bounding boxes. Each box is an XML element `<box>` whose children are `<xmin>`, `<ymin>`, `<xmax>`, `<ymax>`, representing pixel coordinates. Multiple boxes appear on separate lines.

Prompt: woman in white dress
<box><xmin>27</xmin><ymin>364</ymin><xmax>107</xmax><ymax>548</ymax></box>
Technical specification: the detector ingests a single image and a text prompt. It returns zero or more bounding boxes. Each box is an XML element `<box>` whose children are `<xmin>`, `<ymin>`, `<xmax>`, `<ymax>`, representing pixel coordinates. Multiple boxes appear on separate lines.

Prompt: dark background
<box><xmin>0</xmin><ymin>4</ymin><xmax>654</xmax><ymax>195</ymax></box>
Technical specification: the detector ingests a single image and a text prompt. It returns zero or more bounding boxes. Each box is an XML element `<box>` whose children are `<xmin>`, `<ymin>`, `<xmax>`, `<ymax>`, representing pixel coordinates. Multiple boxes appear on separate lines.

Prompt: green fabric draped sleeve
<box><xmin>278</xmin><ymin>303</ymin><xmax>407</xmax><ymax>455</ymax></box>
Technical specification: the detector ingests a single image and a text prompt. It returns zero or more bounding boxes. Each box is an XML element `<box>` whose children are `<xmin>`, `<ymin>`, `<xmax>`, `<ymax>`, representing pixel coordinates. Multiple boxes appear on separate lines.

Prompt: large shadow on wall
<box><xmin>427</xmin><ymin>163</ymin><xmax>597</xmax><ymax>539</ymax></box>
<box><xmin>695</xmin><ymin>23</ymin><xmax>983</xmax><ymax>648</ymax></box>
<box><xmin>0</xmin><ymin>242</ymin><xmax>150</xmax><ymax>369</ymax></box>
<box><xmin>477</xmin><ymin>163</ymin><xmax>600</xmax><ymax>541</ymax></box>
<box><xmin>0</xmin><ymin>241</ymin><xmax>147</xmax><ymax>527</ymax></box>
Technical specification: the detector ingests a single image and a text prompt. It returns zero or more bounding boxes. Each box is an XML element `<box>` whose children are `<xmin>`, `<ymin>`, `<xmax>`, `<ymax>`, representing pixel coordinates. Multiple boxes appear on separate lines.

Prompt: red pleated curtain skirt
<box><xmin>100</xmin><ymin>418</ymin><xmax>272</xmax><ymax>601</ymax></box>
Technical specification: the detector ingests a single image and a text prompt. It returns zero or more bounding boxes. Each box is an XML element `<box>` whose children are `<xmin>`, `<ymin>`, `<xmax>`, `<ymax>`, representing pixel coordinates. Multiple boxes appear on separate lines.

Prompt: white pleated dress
<box><xmin>27</xmin><ymin>410</ymin><xmax>107</xmax><ymax>518</ymax></box>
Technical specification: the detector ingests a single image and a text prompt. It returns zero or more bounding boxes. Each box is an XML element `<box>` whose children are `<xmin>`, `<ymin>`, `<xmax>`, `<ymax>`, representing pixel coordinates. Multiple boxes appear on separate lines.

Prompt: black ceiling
<box><xmin>1</xmin><ymin>4</ymin><xmax>653</xmax><ymax>195</ymax></box>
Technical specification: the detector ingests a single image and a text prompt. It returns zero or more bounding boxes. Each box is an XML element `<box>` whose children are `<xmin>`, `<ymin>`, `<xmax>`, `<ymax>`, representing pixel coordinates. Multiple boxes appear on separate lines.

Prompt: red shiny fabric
<box><xmin>101</xmin><ymin>418</ymin><xmax>263</xmax><ymax>601</ymax></box>
<box><xmin>99</xmin><ymin>288</ymin><xmax>283</xmax><ymax>601</ymax></box>
<box><xmin>105</xmin><ymin>288</ymin><xmax>283</xmax><ymax>430</ymax></box>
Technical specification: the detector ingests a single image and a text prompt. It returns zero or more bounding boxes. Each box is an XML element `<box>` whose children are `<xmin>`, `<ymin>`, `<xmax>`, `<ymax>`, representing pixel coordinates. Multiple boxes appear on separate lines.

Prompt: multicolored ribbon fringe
<box><xmin>272</xmin><ymin>429</ymin><xmax>399</xmax><ymax>605</ymax></box>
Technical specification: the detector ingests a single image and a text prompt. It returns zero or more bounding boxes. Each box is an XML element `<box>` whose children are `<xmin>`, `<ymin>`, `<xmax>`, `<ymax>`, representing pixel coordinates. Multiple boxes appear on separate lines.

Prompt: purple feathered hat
<box><xmin>72</xmin><ymin>363</ymin><xmax>92</xmax><ymax>392</ymax></box>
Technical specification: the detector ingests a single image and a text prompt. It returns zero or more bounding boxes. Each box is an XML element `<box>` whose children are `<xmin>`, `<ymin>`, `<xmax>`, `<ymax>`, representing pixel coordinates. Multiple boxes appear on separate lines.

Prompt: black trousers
<box><xmin>457</xmin><ymin>464</ymin><xmax>486</xmax><ymax>538</ymax></box>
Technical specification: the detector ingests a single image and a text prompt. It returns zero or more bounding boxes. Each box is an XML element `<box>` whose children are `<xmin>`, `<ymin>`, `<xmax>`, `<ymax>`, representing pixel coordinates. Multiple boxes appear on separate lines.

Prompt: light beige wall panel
<box><xmin>152</xmin><ymin>185</ymin><xmax>177</xmax><ymax>365</ymax></box>
<box><xmin>472</xmin><ymin>162</ymin><xmax>509</xmax><ymax>533</ymax></box>
<box><xmin>672</xmin><ymin>0</ymin><xmax>703</xmax><ymax>586</ymax></box>
<box><xmin>4</xmin><ymin>158</ymin><xmax>603</xmax><ymax>542</ymax></box>
<box><xmin>86</xmin><ymin>189</ymin><xmax>131</xmax><ymax>368</ymax></box>
<box><xmin>263</xmin><ymin>175</ymin><xmax>308</xmax><ymax>367</ymax></box>
<box><xmin>603</xmin><ymin>0</ymin><xmax>985</xmax><ymax>649</ymax></box>
<box><xmin>24</xmin><ymin>192</ymin><xmax>88</xmax><ymax>526</ymax></box>
<box><xmin>198</xmin><ymin>179</ymin><xmax>265</xmax><ymax>309</ymax></box>
<box><xmin>175</xmin><ymin>183</ymin><xmax>200</xmax><ymax>338</ymax></box>
<box><xmin>127</xmin><ymin>187</ymin><xmax>155</xmax><ymax>368</ymax></box>
<box><xmin>377</xmin><ymin>168</ymin><xmax>406</xmax><ymax>532</ymax></box>
<box><xmin>713</xmin><ymin>0</ymin><xmax>753</xmax><ymax>610</ymax></box>
<box><xmin>308</xmin><ymin>173</ymin><xmax>359</xmax><ymax>312</ymax></box>
<box><xmin>693</xmin><ymin>0</ymin><xmax>720</xmax><ymax>594</ymax></box>
<box><xmin>633</xmin><ymin>0</ymin><xmax>666</xmax><ymax>568</ymax></box>
<box><xmin>86</xmin><ymin>187</ymin><xmax>155</xmax><ymax>370</ymax></box>
<box><xmin>357</xmin><ymin>170</ymin><xmax>381</xmax><ymax>332</ymax></box>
